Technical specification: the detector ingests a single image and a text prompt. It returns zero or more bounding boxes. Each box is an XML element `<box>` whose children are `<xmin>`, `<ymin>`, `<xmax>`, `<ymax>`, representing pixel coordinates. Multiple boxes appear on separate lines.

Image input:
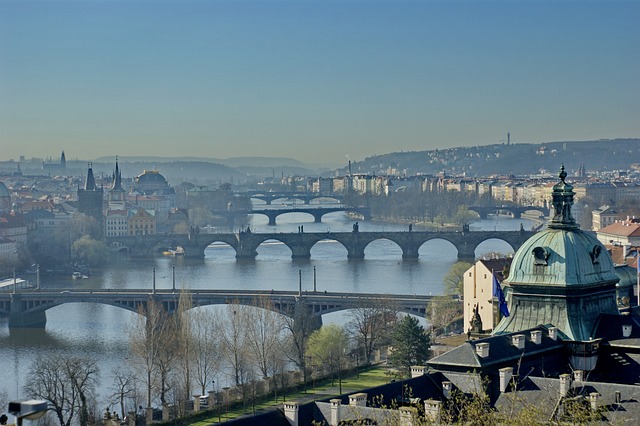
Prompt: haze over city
<box><xmin>1</xmin><ymin>0</ymin><xmax>638</xmax><ymax>166</ymax></box>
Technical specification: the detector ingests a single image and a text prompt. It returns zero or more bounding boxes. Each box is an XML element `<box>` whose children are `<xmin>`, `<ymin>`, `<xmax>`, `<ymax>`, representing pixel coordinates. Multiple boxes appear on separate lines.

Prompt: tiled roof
<box><xmin>428</xmin><ymin>325</ymin><xmax>565</xmax><ymax>370</ymax></box>
<box><xmin>599</xmin><ymin>221</ymin><xmax>640</xmax><ymax>237</ymax></box>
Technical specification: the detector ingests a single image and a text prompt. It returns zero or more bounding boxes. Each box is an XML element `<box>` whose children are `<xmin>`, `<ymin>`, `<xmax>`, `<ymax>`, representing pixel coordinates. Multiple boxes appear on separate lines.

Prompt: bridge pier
<box><xmin>312</xmin><ymin>212</ymin><xmax>322</xmax><ymax>223</ymax></box>
<box><xmin>267</xmin><ymin>214</ymin><xmax>277</xmax><ymax>226</ymax></box>
<box><xmin>457</xmin><ymin>243</ymin><xmax>476</xmax><ymax>261</ymax></box>
<box><xmin>344</xmin><ymin>240</ymin><xmax>366</xmax><ymax>259</ymax></box>
<box><xmin>9</xmin><ymin>311</ymin><xmax>47</xmax><ymax>328</ymax></box>
<box><xmin>293</xmin><ymin>301</ymin><xmax>322</xmax><ymax>333</ymax></box>
<box><xmin>291</xmin><ymin>245</ymin><xmax>312</xmax><ymax>259</ymax></box>
<box><xmin>9</xmin><ymin>295</ymin><xmax>47</xmax><ymax>328</ymax></box>
<box><xmin>402</xmin><ymin>247</ymin><xmax>420</xmax><ymax>259</ymax></box>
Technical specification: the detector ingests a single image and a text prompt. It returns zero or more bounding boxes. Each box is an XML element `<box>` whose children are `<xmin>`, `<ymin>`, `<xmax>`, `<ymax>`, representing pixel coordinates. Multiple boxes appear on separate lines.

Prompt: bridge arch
<box><xmin>309</xmin><ymin>238</ymin><xmax>349</xmax><ymax>257</ymax></box>
<box><xmin>417</xmin><ymin>238</ymin><xmax>459</xmax><ymax>260</ymax></box>
<box><xmin>474</xmin><ymin>238</ymin><xmax>517</xmax><ymax>258</ymax></box>
<box><xmin>255</xmin><ymin>238</ymin><xmax>293</xmax><ymax>258</ymax></box>
<box><xmin>363</xmin><ymin>238</ymin><xmax>404</xmax><ymax>259</ymax></box>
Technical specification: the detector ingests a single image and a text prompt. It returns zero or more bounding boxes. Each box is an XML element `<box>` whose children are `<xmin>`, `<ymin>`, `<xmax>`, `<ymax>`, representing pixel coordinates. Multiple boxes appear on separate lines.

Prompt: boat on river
<box><xmin>71</xmin><ymin>271</ymin><xmax>90</xmax><ymax>280</ymax></box>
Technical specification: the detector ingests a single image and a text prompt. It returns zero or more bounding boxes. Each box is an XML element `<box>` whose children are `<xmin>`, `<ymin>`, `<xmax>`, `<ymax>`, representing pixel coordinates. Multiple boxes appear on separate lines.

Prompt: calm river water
<box><xmin>0</xmin><ymin>209</ymin><xmax>534</xmax><ymax>404</ymax></box>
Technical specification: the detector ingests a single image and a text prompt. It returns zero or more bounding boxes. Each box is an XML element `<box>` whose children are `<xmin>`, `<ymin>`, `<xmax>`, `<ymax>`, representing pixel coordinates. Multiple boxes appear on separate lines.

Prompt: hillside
<box><xmin>342</xmin><ymin>139</ymin><xmax>640</xmax><ymax>177</ymax></box>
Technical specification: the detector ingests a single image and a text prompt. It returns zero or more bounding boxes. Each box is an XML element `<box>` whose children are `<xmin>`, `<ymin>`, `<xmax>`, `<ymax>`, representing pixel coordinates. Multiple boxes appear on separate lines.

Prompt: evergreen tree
<box><xmin>388</xmin><ymin>315</ymin><xmax>430</xmax><ymax>377</ymax></box>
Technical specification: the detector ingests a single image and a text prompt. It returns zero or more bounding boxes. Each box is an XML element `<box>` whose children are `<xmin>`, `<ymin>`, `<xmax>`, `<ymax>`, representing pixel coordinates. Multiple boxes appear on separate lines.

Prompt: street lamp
<box><xmin>8</xmin><ymin>400</ymin><xmax>48</xmax><ymax>426</ymax></box>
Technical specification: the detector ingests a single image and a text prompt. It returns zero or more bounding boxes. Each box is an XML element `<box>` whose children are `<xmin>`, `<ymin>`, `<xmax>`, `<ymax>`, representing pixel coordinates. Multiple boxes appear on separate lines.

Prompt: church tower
<box><xmin>108</xmin><ymin>157</ymin><xmax>126</xmax><ymax>210</ymax></box>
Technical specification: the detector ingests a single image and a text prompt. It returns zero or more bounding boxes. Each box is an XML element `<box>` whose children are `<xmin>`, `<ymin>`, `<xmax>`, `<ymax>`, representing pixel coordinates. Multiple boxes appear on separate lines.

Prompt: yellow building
<box><xmin>128</xmin><ymin>208</ymin><xmax>156</xmax><ymax>236</ymax></box>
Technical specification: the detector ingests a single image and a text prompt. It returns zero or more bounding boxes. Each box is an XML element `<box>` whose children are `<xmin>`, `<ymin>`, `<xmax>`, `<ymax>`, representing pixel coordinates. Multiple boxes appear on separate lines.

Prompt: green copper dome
<box><xmin>506</xmin><ymin>227</ymin><xmax>618</xmax><ymax>288</ymax></box>
<box><xmin>495</xmin><ymin>166</ymin><xmax>620</xmax><ymax>341</ymax></box>
<box><xmin>506</xmin><ymin>166</ymin><xmax>618</xmax><ymax>288</ymax></box>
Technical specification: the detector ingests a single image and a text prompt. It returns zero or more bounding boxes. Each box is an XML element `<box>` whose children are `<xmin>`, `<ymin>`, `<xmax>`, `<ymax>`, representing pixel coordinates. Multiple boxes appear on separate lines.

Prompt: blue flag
<box><xmin>492</xmin><ymin>271</ymin><xmax>510</xmax><ymax>317</ymax></box>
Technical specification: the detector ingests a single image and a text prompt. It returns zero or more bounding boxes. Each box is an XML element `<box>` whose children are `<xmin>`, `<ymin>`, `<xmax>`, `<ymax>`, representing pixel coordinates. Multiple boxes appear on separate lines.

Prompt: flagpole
<box><xmin>636</xmin><ymin>253</ymin><xmax>639</xmax><ymax>308</ymax></box>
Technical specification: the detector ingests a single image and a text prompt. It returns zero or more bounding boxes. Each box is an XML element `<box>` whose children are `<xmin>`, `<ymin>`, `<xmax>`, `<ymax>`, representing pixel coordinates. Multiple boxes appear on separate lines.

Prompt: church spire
<box><xmin>84</xmin><ymin>162</ymin><xmax>96</xmax><ymax>191</ymax></box>
<box><xmin>548</xmin><ymin>164</ymin><xmax>578</xmax><ymax>230</ymax></box>
<box><xmin>112</xmin><ymin>156</ymin><xmax>123</xmax><ymax>191</ymax></box>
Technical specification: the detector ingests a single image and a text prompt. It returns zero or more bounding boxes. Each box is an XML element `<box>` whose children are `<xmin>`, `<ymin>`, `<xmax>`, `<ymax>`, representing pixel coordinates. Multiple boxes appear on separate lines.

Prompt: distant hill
<box><xmin>342</xmin><ymin>139</ymin><xmax>640</xmax><ymax>177</ymax></box>
<box><xmin>84</xmin><ymin>159</ymin><xmax>247</xmax><ymax>184</ymax></box>
<box><xmin>93</xmin><ymin>155</ymin><xmax>306</xmax><ymax>168</ymax></box>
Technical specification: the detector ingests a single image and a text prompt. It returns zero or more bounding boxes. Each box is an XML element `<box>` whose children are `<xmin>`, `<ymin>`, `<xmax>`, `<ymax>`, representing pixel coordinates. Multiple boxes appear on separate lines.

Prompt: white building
<box><xmin>463</xmin><ymin>258</ymin><xmax>511</xmax><ymax>333</ymax></box>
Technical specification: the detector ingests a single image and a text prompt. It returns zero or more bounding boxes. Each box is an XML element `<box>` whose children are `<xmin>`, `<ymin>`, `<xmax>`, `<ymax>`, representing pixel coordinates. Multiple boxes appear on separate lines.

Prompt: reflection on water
<box><xmin>0</xmin><ymin>212</ymin><xmax>534</xmax><ymax>402</ymax></box>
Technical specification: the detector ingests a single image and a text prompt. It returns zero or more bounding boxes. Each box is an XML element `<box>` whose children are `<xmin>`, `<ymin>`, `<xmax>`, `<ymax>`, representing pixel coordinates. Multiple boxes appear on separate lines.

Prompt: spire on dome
<box><xmin>548</xmin><ymin>164</ymin><xmax>578</xmax><ymax>230</ymax></box>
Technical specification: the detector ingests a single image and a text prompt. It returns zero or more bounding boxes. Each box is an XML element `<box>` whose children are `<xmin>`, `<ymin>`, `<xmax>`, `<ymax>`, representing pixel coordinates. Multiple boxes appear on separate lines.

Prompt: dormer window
<box><xmin>590</xmin><ymin>245</ymin><xmax>601</xmax><ymax>264</ymax></box>
<box><xmin>532</xmin><ymin>246</ymin><xmax>550</xmax><ymax>266</ymax></box>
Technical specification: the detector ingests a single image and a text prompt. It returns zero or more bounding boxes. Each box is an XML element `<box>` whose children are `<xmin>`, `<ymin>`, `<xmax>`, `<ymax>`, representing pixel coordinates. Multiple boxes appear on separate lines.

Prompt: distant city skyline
<box><xmin>1</xmin><ymin>0</ymin><xmax>638</xmax><ymax>166</ymax></box>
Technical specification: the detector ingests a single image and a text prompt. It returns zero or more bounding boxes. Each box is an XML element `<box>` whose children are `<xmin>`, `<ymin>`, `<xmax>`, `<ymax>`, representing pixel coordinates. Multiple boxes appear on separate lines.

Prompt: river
<box><xmin>0</xmin><ymin>210</ymin><xmax>535</xmax><ymax>406</ymax></box>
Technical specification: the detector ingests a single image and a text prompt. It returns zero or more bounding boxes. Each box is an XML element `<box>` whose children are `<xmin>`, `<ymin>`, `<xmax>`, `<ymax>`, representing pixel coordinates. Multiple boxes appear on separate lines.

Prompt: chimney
<box><xmin>399</xmin><ymin>406</ymin><xmax>417</xmax><ymax>426</ymax></box>
<box><xmin>283</xmin><ymin>402</ymin><xmax>299</xmax><ymax>426</ymax></box>
<box><xmin>559</xmin><ymin>374</ymin><xmax>571</xmax><ymax>397</ymax></box>
<box><xmin>475</xmin><ymin>342</ymin><xmax>490</xmax><ymax>358</ymax></box>
<box><xmin>615</xmin><ymin>391</ymin><xmax>621</xmax><ymax>405</ymax></box>
<box><xmin>424</xmin><ymin>400</ymin><xmax>441</xmax><ymax>423</ymax></box>
<box><xmin>411</xmin><ymin>366</ymin><xmax>426</xmax><ymax>378</ymax></box>
<box><xmin>330</xmin><ymin>399</ymin><xmax>341</xmax><ymax>426</ymax></box>
<box><xmin>549</xmin><ymin>327</ymin><xmax>558</xmax><ymax>341</ymax></box>
<box><xmin>442</xmin><ymin>381</ymin><xmax>452</xmax><ymax>399</ymax></box>
<box><xmin>573</xmin><ymin>370</ymin><xmax>584</xmax><ymax>383</ymax></box>
<box><xmin>622</xmin><ymin>324</ymin><xmax>632</xmax><ymax>338</ymax></box>
<box><xmin>499</xmin><ymin>367</ymin><xmax>513</xmax><ymax>393</ymax></box>
<box><xmin>589</xmin><ymin>392</ymin><xmax>599</xmax><ymax>411</ymax></box>
<box><xmin>348</xmin><ymin>393</ymin><xmax>367</xmax><ymax>407</ymax></box>
<box><xmin>512</xmin><ymin>334</ymin><xmax>526</xmax><ymax>349</ymax></box>
<box><xmin>530</xmin><ymin>330</ymin><xmax>542</xmax><ymax>345</ymax></box>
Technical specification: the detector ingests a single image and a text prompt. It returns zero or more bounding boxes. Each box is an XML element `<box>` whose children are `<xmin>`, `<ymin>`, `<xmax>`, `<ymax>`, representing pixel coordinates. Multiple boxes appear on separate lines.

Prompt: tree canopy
<box><xmin>388</xmin><ymin>315</ymin><xmax>431</xmax><ymax>377</ymax></box>
<box><xmin>443</xmin><ymin>261</ymin><xmax>473</xmax><ymax>295</ymax></box>
<box><xmin>306</xmin><ymin>324</ymin><xmax>350</xmax><ymax>382</ymax></box>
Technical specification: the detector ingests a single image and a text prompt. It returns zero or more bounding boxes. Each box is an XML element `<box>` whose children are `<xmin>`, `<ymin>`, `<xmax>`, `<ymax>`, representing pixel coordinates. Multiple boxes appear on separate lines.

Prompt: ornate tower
<box><xmin>77</xmin><ymin>162</ymin><xmax>105</xmax><ymax>234</ymax></box>
<box><xmin>108</xmin><ymin>157</ymin><xmax>126</xmax><ymax>210</ymax></box>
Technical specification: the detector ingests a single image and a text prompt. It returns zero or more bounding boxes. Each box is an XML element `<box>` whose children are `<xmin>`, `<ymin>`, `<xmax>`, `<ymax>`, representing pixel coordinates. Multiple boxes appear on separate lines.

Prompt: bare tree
<box><xmin>109</xmin><ymin>369</ymin><xmax>137</xmax><ymax>421</ymax></box>
<box><xmin>219</xmin><ymin>302</ymin><xmax>252</xmax><ymax>387</ymax></box>
<box><xmin>246</xmin><ymin>296</ymin><xmax>287</xmax><ymax>379</ymax></box>
<box><xmin>427</xmin><ymin>295</ymin><xmax>462</xmax><ymax>336</ymax></box>
<box><xmin>345</xmin><ymin>298</ymin><xmax>398</xmax><ymax>365</ymax></box>
<box><xmin>282</xmin><ymin>302</ymin><xmax>317</xmax><ymax>387</ymax></box>
<box><xmin>128</xmin><ymin>298</ymin><xmax>173</xmax><ymax>409</ymax></box>
<box><xmin>187</xmin><ymin>306</ymin><xmax>222</xmax><ymax>395</ymax></box>
<box><xmin>24</xmin><ymin>355</ymin><xmax>99</xmax><ymax>426</ymax></box>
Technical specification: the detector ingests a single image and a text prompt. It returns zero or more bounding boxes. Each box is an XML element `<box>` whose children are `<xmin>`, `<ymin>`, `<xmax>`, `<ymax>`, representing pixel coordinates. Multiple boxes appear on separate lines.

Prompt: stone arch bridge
<box><xmin>222</xmin><ymin>206</ymin><xmax>371</xmax><ymax>226</ymax></box>
<box><xmin>107</xmin><ymin>229</ymin><xmax>535</xmax><ymax>260</ymax></box>
<box><xmin>468</xmin><ymin>205</ymin><xmax>549</xmax><ymax>219</ymax></box>
<box><xmin>241</xmin><ymin>191</ymin><xmax>344</xmax><ymax>205</ymax></box>
<box><xmin>0</xmin><ymin>289</ymin><xmax>438</xmax><ymax>329</ymax></box>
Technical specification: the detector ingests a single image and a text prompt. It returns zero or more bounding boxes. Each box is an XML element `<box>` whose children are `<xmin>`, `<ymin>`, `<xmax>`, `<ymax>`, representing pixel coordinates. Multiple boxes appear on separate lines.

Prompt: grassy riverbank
<box><xmin>186</xmin><ymin>365</ymin><xmax>393</xmax><ymax>425</ymax></box>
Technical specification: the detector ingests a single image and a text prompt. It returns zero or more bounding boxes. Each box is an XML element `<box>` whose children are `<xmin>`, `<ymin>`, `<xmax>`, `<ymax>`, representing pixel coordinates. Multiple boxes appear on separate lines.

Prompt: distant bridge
<box><xmin>240</xmin><ymin>191</ymin><xmax>344</xmax><ymax>205</ymax></box>
<box><xmin>468</xmin><ymin>205</ymin><xmax>549</xmax><ymax>220</ymax></box>
<box><xmin>0</xmin><ymin>288</ymin><xmax>437</xmax><ymax>328</ymax></box>
<box><xmin>107</xmin><ymin>229</ymin><xmax>535</xmax><ymax>260</ymax></box>
<box><xmin>222</xmin><ymin>206</ymin><xmax>370</xmax><ymax>226</ymax></box>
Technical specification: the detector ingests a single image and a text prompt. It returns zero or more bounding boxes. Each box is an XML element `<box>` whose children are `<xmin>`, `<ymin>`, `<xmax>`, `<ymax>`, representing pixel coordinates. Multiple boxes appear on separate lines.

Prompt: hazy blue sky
<box><xmin>1</xmin><ymin>0</ymin><xmax>638</xmax><ymax>166</ymax></box>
